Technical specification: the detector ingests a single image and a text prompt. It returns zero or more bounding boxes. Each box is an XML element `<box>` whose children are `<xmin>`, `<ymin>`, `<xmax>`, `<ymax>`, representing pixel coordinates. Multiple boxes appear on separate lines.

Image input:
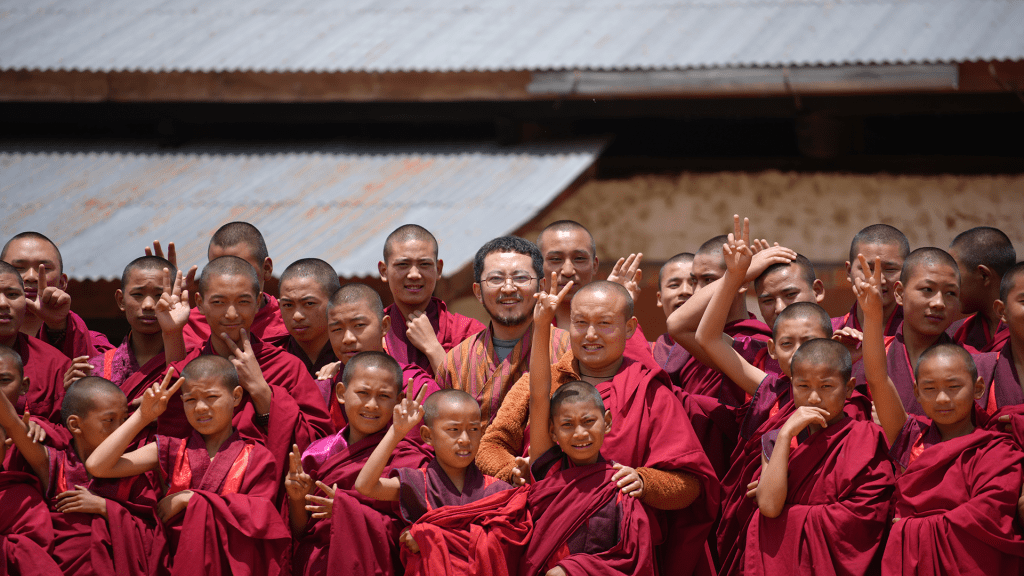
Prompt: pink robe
<box><xmin>384</xmin><ymin>297</ymin><xmax>485</xmax><ymax>376</ymax></box>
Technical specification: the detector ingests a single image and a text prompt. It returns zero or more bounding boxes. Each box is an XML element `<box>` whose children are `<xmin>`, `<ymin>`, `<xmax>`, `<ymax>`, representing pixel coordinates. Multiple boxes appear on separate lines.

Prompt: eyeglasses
<box><xmin>481</xmin><ymin>274</ymin><xmax>537</xmax><ymax>288</ymax></box>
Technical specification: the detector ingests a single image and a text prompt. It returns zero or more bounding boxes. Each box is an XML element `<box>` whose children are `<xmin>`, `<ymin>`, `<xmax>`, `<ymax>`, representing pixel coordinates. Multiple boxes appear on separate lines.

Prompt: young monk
<box><xmin>87</xmin><ymin>357</ymin><xmax>291</xmax><ymax>575</ymax></box>
<box><xmin>947</xmin><ymin>226</ymin><xmax>1016</xmax><ymax>352</ymax></box>
<box><xmin>146</xmin><ymin>256</ymin><xmax>333</xmax><ymax>491</ymax></box>
<box><xmin>479</xmin><ymin>279</ymin><xmax>718</xmax><ymax>576</ymax></box>
<box><xmin>0</xmin><ymin>377</ymin><xmax>162</xmax><ymax>576</ymax></box>
<box><xmin>651</xmin><ymin>253</ymin><xmax>696</xmax><ymax>387</ymax></box>
<box><xmin>288</xmin><ymin>351</ymin><xmax>432</xmax><ymax>576</ymax></box>
<box><xmin>0</xmin><ymin>346</ymin><xmax>69</xmax><ymax>470</ymax></box>
<box><xmin>832</xmin><ymin>224</ymin><xmax>909</xmax><ymax>336</ymax></box>
<box><xmin>317</xmin><ymin>283</ymin><xmax>439</xmax><ymax>429</ymax></box>
<box><xmin>379</xmin><ymin>224</ymin><xmax>485</xmax><ymax>376</ymax></box>
<box><xmin>2</xmin><ymin>231</ymin><xmax>114</xmax><ymax>358</ymax></box>
<box><xmin>0</xmin><ymin>419</ymin><xmax>63</xmax><ymax>576</ymax></box>
<box><xmin>744</xmin><ymin>339</ymin><xmax>894</xmax><ymax>576</ymax></box>
<box><xmin>65</xmin><ymin>257</ymin><xmax>190</xmax><ymax>404</ymax></box>
<box><xmin>278</xmin><ymin>258</ymin><xmax>342</xmax><ymax>376</ymax></box>
<box><xmin>985</xmin><ymin>262</ymin><xmax>1024</xmax><ymax>416</ymax></box>
<box><xmin>855</xmin><ymin>256</ymin><xmax>1024</xmax><ymax>574</ymax></box>
<box><xmin>851</xmin><ymin>247</ymin><xmax>965</xmax><ymax>415</ymax></box>
<box><xmin>523</xmin><ymin>279</ymin><xmax>659</xmax><ymax>575</ymax></box>
<box><xmin>0</xmin><ymin>261</ymin><xmax>73</xmax><ymax>424</ymax></box>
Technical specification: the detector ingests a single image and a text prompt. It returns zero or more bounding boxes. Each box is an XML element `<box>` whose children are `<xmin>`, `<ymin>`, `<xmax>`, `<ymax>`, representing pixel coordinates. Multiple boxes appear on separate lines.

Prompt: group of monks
<box><xmin>0</xmin><ymin>215</ymin><xmax>1023</xmax><ymax>576</ymax></box>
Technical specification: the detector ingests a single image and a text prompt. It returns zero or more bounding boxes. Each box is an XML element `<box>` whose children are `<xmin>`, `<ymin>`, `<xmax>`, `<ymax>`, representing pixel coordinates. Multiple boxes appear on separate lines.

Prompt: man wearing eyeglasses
<box><xmin>435</xmin><ymin>236</ymin><xmax>571</xmax><ymax>426</ymax></box>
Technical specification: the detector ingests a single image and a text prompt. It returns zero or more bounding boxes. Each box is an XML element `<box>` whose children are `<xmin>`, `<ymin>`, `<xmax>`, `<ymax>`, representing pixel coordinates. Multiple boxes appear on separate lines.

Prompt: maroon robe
<box><xmin>743</xmin><ymin>418</ymin><xmax>894</xmax><ymax>576</ymax></box>
<box><xmin>183</xmin><ymin>294</ymin><xmax>290</xmax><ymax>348</ymax></box>
<box><xmin>831</xmin><ymin>302</ymin><xmax>903</xmax><ymax>337</ymax></box>
<box><xmin>883</xmin><ymin>422</ymin><xmax>1024</xmax><ymax>575</ymax></box>
<box><xmin>296</xmin><ymin>427</ymin><xmax>433</xmax><ymax>576</ymax></box>
<box><xmin>157</xmin><ymin>431</ymin><xmax>290</xmax><ymax>576</ymax></box>
<box><xmin>977</xmin><ymin>341</ymin><xmax>1024</xmax><ymax>422</ymax></box>
<box><xmin>391</xmin><ymin>459</ymin><xmax>511</xmax><ymax>525</ymax></box>
<box><xmin>157</xmin><ymin>334</ymin><xmax>334</xmax><ymax>496</ymax></box>
<box><xmin>284</xmin><ymin>337</ymin><xmax>339</xmax><ymax>377</ymax></box>
<box><xmin>11</xmin><ymin>332</ymin><xmax>72</xmax><ymax>424</ymax></box>
<box><xmin>384</xmin><ymin>297</ymin><xmax>485</xmax><ymax>376</ymax></box>
<box><xmin>401</xmin><ymin>487</ymin><xmax>532</xmax><ymax>576</ymax></box>
<box><xmin>36</xmin><ymin>310</ymin><xmax>114</xmax><ymax>360</ymax></box>
<box><xmin>523</xmin><ymin>453</ymin><xmax>660</xmax><ymax>576</ymax></box>
<box><xmin>46</xmin><ymin>444</ymin><xmax>163</xmax><ymax>576</ymax></box>
<box><xmin>677</xmin><ymin>316</ymin><xmax>771</xmax><ymax>407</ymax></box>
<box><xmin>651</xmin><ymin>333</ymin><xmax>691</xmax><ymax>388</ymax></box>
<box><xmin>0</xmin><ymin>470</ymin><xmax>62</xmax><ymax>576</ymax></box>
<box><xmin>947</xmin><ymin>312</ymin><xmax>1009</xmax><ymax>353</ymax></box>
<box><xmin>2</xmin><ymin>415</ymin><xmax>70</xmax><ymax>471</ymax></box>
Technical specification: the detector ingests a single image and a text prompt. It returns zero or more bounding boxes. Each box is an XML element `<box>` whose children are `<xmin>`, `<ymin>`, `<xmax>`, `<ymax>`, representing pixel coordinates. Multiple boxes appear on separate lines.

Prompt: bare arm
<box><xmin>354</xmin><ymin>382</ymin><xmax>426</xmax><ymax>502</ymax></box>
<box><xmin>86</xmin><ymin>368</ymin><xmax>182</xmax><ymax>478</ymax></box>
<box><xmin>529</xmin><ymin>273</ymin><xmax>572</xmax><ymax>464</ymax></box>
<box><xmin>0</xmin><ymin>393</ymin><xmax>49</xmax><ymax>490</ymax></box>
<box><xmin>755</xmin><ymin>406</ymin><xmax>829</xmax><ymax>518</ymax></box>
<box><xmin>854</xmin><ymin>254</ymin><xmax>907</xmax><ymax>445</ymax></box>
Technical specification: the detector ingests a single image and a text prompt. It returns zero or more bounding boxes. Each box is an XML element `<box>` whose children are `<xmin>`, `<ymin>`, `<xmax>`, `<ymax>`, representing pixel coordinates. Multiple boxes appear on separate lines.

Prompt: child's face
<box><xmin>997</xmin><ymin>275</ymin><xmax>1024</xmax><ymax>344</ymax></box>
<box><xmin>0</xmin><ymin>356</ymin><xmax>25</xmax><ymax>407</ymax></box>
<box><xmin>328</xmin><ymin>302</ymin><xmax>389</xmax><ymax>365</ymax></box>
<box><xmin>338</xmin><ymin>365</ymin><xmax>400</xmax><ymax>438</ymax></box>
<box><xmin>0</xmin><ymin>273</ymin><xmax>27</xmax><ymax>344</ymax></box>
<box><xmin>848</xmin><ymin>242</ymin><xmax>903</xmax><ymax>309</ymax></box>
<box><xmin>72</xmin><ymin>392</ymin><xmax>128</xmax><ymax>453</ymax></box>
<box><xmin>756</xmin><ymin>267</ymin><xmax>822</xmax><ymax>330</ymax></box>
<box><xmin>422</xmin><ymin>401</ymin><xmax>483</xmax><ymax>474</ymax></box>
<box><xmin>914</xmin><ymin>354</ymin><xmax>983</xmax><ymax>433</ymax></box>
<box><xmin>117</xmin><ymin>268</ymin><xmax>165</xmax><ymax>336</ymax></box>
<box><xmin>279</xmin><ymin>277</ymin><xmax>330</xmax><ymax>347</ymax></box>
<box><xmin>181</xmin><ymin>376</ymin><xmax>242</xmax><ymax>438</ymax></box>
<box><xmin>791</xmin><ymin>362</ymin><xmax>852</xmax><ymax>426</ymax></box>
<box><xmin>657</xmin><ymin>260</ymin><xmax>695</xmax><ymax>320</ymax></box>
<box><xmin>380</xmin><ymin>239</ymin><xmax>441</xmax><ymax>309</ymax></box>
<box><xmin>769</xmin><ymin>317</ymin><xmax>830</xmax><ymax>377</ymax></box>
<box><xmin>197</xmin><ymin>273</ymin><xmax>258</xmax><ymax>344</ymax></box>
<box><xmin>896</xmin><ymin>263</ymin><xmax>960</xmax><ymax>337</ymax></box>
<box><xmin>549</xmin><ymin>399</ymin><xmax>611</xmax><ymax>466</ymax></box>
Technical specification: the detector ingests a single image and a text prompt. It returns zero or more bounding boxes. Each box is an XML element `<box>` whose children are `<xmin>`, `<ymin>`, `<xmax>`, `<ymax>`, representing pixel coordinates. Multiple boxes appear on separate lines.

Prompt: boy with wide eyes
<box><xmin>287</xmin><ymin>351</ymin><xmax>432</xmax><ymax>576</ymax></box>
<box><xmin>86</xmin><ymin>358</ymin><xmax>291</xmax><ymax>575</ymax></box>
<box><xmin>856</xmin><ymin>257</ymin><xmax>1024</xmax><ymax>575</ymax></box>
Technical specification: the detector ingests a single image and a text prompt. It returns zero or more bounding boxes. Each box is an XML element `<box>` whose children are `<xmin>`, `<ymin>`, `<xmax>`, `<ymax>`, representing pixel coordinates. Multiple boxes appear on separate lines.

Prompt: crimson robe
<box><xmin>157</xmin><ymin>431</ymin><xmax>290</xmax><ymax>576</ymax></box>
<box><xmin>743</xmin><ymin>418</ymin><xmax>894</xmax><ymax>576</ymax></box>
<box><xmin>391</xmin><ymin>459</ymin><xmax>511</xmax><ymax>525</ymax></box>
<box><xmin>883</xmin><ymin>421</ymin><xmax>1024</xmax><ymax>575</ymax></box>
<box><xmin>384</xmin><ymin>297</ymin><xmax>485</xmax><ymax>376</ymax></box>
<box><xmin>296</xmin><ymin>427</ymin><xmax>433</xmax><ymax>576</ymax></box>
<box><xmin>976</xmin><ymin>341</ymin><xmax>1024</xmax><ymax>425</ymax></box>
<box><xmin>0</xmin><ymin>470</ymin><xmax>62</xmax><ymax>576</ymax></box>
<box><xmin>12</xmin><ymin>332</ymin><xmax>72</xmax><ymax>424</ymax></box>
<box><xmin>183</xmin><ymin>293</ymin><xmax>290</xmax><ymax>348</ymax></box>
<box><xmin>45</xmin><ymin>444</ymin><xmax>163</xmax><ymax>576</ymax></box>
<box><xmin>523</xmin><ymin>455</ymin><xmax>660</xmax><ymax>576</ymax></box>
<box><xmin>156</xmin><ymin>334</ymin><xmax>334</xmax><ymax>498</ymax></box>
<box><xmin>401</xmin><ymin>487</ymin><xmax>532</xmax><ymax>576</ymax></box>
<box><xmin>651</xmin><ymin>333</ymin><xmax>691</xmax><ymax>388</ymax></box>
<box><xmin>676</xmin><ymin>317</ymin><xmax>771</xmax><ymax>407</ymax></box>
<box><xmin>36</xmin><ymin>310</ymin><xmax>114</xmax><ymax>359</ymax></box>
<box><xmin>831</xmin><ymin>302</ymin><xmax>903</xmax><ymax>337</ymax></box>
<box><xmin>2</xmin><ymin>415</ymin><xmax>70</xmax><ymax>471</ymax></box>
<box><xmin>284</xmin><ymin>337</ymin><xmax>339</xmax><ymax>377</ymax></box>
<box><xmin>947</xmin><ymin>312</ymin><xmax>1009</xmax><ymax>353</ymax></box>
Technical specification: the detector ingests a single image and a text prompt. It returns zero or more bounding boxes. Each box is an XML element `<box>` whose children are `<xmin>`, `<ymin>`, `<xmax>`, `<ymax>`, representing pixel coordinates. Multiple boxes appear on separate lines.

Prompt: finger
<box><xmin>162</xmin><ymin>267</ymin><xmax>172</xmax><ymax>296</ymax></box>
<box><xmin>290</xmin><ymin>445</ymin><xmax>302</xmax><ymax>473</ymax></box>
<box><xmin>742</xmin><ymin>217</ymin><xmax>750</xmax><ymax>245</ymax></box>
<box><xmin>414</xmin><ymin>379</ymin><xmax>428</xmax><ymax>405</ymax></box>
<box><xmin>185</xmin><ymin>265</ymin><xmax>198</xmax><ymax>289</ymax></box>
<box><xmin>172</xmin><ymin>269</ymin><xmax>184</xmax><ymax>298</ymax></box>
<box><xmin>166</xmin><ymin>377</ymin><xmax>185</xmax><ymax>398</ymax></box>
<box><xmin>305</xmin><ymin>495</ymin><xmax>331</xmax><ymax>506</ymax></box>
<box><xmin>144</xmin><ymin>246</ymin><xmax>154</xmax><ymax>257</ymax></box>
<box><xmin>220</xmin><ymin>332</ymin><xmax>241</xmax><ymax>353</ymax></box>
<box><xmin>152</xmin><ymin>240</ymin><xmax>165</xmax><ymax>259</ymax></box>
<box><xmin>549</xmin><ymin>271</ymin><xmax>559</xmax><ymax>293</ymax></box>
<box><xmin>612</xmin><ymin>257</ymin><xmax>626</xmax><ymax>275</ymax></box>
<box><xmin>555</xmin><ymin>280</ymin><xmax>573</xmax><ymax>303</ymax></box>
<box><xmin>22</xmin><ymin>410</ymin><xmax>30</xmax><ymax>428</ymax></box>
<box><xmin>159</xmin><ymin>366</ymin><xmax>176</xmax><ymax>393</ymax></box>
<box><xmin>856</xmin><ymin>254</ymin><xmax>870</xmax><ymax>279</ymax></box>
<box><xmin>240</xmin><ymin>329</ymin><xmax>252</xmax><ymax>351</ymax></box>
<box><xmin>36</xmin><ymin>265</ymin><xmax>48</xmax><ymax>298</ymax></box>
<box><xmin>732</xmin><ymin>214</ymin><xmax>741</xmax><ymax>239</ymax></box>
<box><xmin>873</xmin><ymin>256</ymin><xmax>882</xmax><ymax>284</ymax></box>
<box><xmin>315</xmin><ymin>480</ymin><xmax>336</xmax><ymax>497</ymax></box>
<box><xmin>167</xmin><ymin>242</ymin><xmax>177</xmax><ymax>267</ymax></box>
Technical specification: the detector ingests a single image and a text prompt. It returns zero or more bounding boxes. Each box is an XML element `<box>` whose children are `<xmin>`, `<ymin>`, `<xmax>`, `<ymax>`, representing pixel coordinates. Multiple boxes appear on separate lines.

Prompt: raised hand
<box><xmin>145</xmin><ymin>241</ymin><xmax>177</xmax><ymax>268</ymax></box>
<box><xmin>510</xmin><ymin>456</ymin><xmax>531</xmax><ymax>486</ymax></box>
<box><xmin>747</xmin><ymin>243</ymin><xmax>798</xmax><ymax>282</ymax></box>
<box><xmin>139</xmin><ymin>367</ymin><xmax>185</xmax><ymax>422</ymax></box>
<box><xmin>852</xmin><ymin>254</ymin><xmax>885</xmax><ymax>319</ymax></box>
<box><xmin>63</xmin><ymin>355</ymin><xmax>94</xmax><ymax>389</ymax></box>
<box><xmin>831</xmin><ymin>327</ymin><xmax>864</xmax><ymax>364</ymax></box>
<box><xmin>607</xmin><ymin>253</ymin><xmax>643</xmax><ymax>303</ymax></box>
<box><xmin>392</xmin><ymin>381</ymin><xmax>427</xmax><ymax>438</ymax></box>
<box><xmin>306</xmin><ymin>481</ymin><xmax>337</xmax><ymax>520</ymax></box>
<box><xmin>26</xmin><ymin>265</ymin><xmax>71</xmax><ymax>328</ymax></box>
<box><xmin>56</xmin><ymin>485</ymin><xmax>108</xmax><ymax>517</ymax></box>
<box><xmin>611</xmin><ymin>462</ymin><xmax>644</xmax><ymax>498</ymax></box>
<box><xmin>285</xmin><ymin>445</ymin><xmax>313</xmax><ymax>503</ymax></box>
<box><xmin>533</xmin><ymin>271</ymin><xmax>573</xmax><ymax>327</ymax></box>
<box><xmin>156</xmin><ymin>268</ymin><xmax>190</xmax><ymax>333</ymax></box>
<box><xmin>723</xmin><ymin>216</ymin><xmax>754</xmax><ymax>277</ymax></box>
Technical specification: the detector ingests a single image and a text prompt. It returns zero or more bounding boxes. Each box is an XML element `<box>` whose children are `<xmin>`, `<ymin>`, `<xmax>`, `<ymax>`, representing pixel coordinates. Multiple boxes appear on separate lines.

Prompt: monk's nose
<box><xmin>343</xmin><ymin>329</ymin><xmax>356</xmax><ymax>344</ymax></box>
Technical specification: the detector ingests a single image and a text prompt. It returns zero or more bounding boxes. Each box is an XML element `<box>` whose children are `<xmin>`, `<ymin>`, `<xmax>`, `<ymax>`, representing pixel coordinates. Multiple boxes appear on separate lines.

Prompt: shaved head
<box><xmin>422</xmin><ymin>389</ymin><xmax>480</xmax><ymax>427</ymax></box>
<box><xmin>181</xmin><ymin>355</ymin><xmax>239</xmax><ymax>392</ymax></box>
<box><xmin>915</xmin><ymin>343</ymin><xmax>978</xmax><ymax>383</ymax></box>
<box><xmin>383</xmin><ymin>224</ymin><xmax>438</xmax><ymax>262</ymax></box>
<box><xmin>61</xmin><ymin>377</ymin><xmax>125</xmax><ymax>429</ymax></box>
<box><xmin>950</xmin><ymin>227</ymin><xmax>1016</xmax><ymax>278</ymax></box>
<box><xmin>1000</xmin><ymin>262</ymin><xmax>1024</xmax><ymax>302</ymax></box>
<box><xmin>900</xmin><ymin>247</ymin><xmax>960</xmax><ymax>286</ymax></box>
<box><xmin>550</xmin><ymin>380</ymin><xmax>606</xmax><ymax>419</ymax></box>
<box><xmin>0</xmin><ymin>262</ymin><xmax>23</xmax><ymax>288</ymax></box>
<box><xmin>695</xmin><ymin>235</ymin><xmax>729</xmax><ymax>270</ymax></box>
<box><xmin>329</xmin><ymin>283</ymin><xmax>385</xmax><ymax>321</ymax></box>
<box><xmin>790</xmin><ymin>338</ymin><xmax>852</xmax><ymax>382</ymax></box>
<box><xmin>755</xmin><ymin>254</ymin><xmax>816</xmax><ymax>293</ymax></box>
<box><xmin>536</xmin><ymin>220</ymin><xmax>596</xmax><ymax>258</ymax></box>
<box><xmin>659</xmin><ymin>252</ymin><xmax>694</xmax><ymax>286</ymax></box>
<box><xmin>849</xmin><ymin>224</ymin><xmax>910</xmax><ymax>264</ymax></box>
<box><xmin>342</xmin><ymin>351</ymin><xmax>403</xmax><ymax>394</ymax></box>
<box><xmin>198</xmin><ymin>256</ymin><xmax>261</xmax><ymax>295</ymax></box>
<box><xmin>773</xmin><ymin>302</ymin><xmax>833</xmax><ymax>338</ymax></box>
<box><xmin>0</xmin><ymin>345</ymin><xmax>23</xmax><ymax>378</ymax></box>
<box><xmin>121</xmin><ymin>256</ymin><xmax>177</xmax><ymax>289</ymax></box>
<box><xmin>1</xmin><ymin>232</ymin><xmax>63</xmax><ymax>274</ymax></box>
<box><xmin>281</xmin><ymin>258</ymin><xmax>341</xmax><ymax>297</ymax></box>
<box><xmin>572</xmin><ymin>280</ymin><xmax>633</xmax><ymax>321</ymax></box>
<box><xmin>209</xmin><ymin>222</ymin><xmax>269</xmax><ymax>263</ymax></box>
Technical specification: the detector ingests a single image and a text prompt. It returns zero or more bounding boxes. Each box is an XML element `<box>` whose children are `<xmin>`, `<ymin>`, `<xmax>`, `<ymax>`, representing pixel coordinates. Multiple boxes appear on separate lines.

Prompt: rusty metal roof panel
<box><xmin>1</xmin><ymin>0</ymin><xmax>1021</xmax><ymax>73</ymax></box>
<box><xmin>0</xmin><ymin>142</ymin><xmax>602</xmax><ymax>280</ymax></box>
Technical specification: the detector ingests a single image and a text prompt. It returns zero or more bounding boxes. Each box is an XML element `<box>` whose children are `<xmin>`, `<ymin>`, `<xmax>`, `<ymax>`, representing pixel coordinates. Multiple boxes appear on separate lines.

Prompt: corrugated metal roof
<box><xmin>1</xmin><ymin>0</ymin><xmax>1021</xmax><ymax>73</ymax></box>
<box><xmin>0</xmin><ymin>141</ymin><xmax>602</xmax><ymax>280</ymax></box>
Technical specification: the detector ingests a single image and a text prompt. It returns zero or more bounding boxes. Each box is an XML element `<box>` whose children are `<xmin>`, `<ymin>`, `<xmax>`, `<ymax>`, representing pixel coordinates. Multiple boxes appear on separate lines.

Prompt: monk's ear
<box><xmin>335</xmin><ymin>381</ymin><xmax>347</xmax><ymax>405</ymax></box>
<box><xmin>845</xmin><ymin>377</ymin><xmax>855</xmax><ymax>399</ymax></box>
<box><xmin>977</xmin><ymin>264</ymin><xmax>994</xmax><ymax>287</ymax></box>
<box><xmin>20</xmin><ymin>377</ymin><xmax>29</xmax><ymax>397</ymax></box>
<box><xmin>994</xmin><ymin>299</ymin><xmax>1007</xmax><ymax>324</ymax></box>
<box><xmin>58</xmin><ymin>272</ymin><xmax>68</xmax><ymax>291</ymax></box>
<box><xmin>655</xmin><ymin>291</ymin><xmax>663</xmax><ymax>308</ymax></box>
<box><xmin>603</xmin><ymin>410</ymin><xmax>612</xmax><ymax>433</ymax></box>
<box><xmin>436</xmin><ymin>259</ymin><xmax>444</xmax><ymax>277</ymax></box>
<box><xmin>381</xmin><ymin>315</ymin><xmax>391</xmax><ymax>335</ymax></box>
<box><xmin>893</xmin><ymin>281</ymin><xmax>904</xmax><ymax>306</ymax></box>
<box><xmin>844</xmin><ymin>261</ymin><xmax>853</xmax><ymax>282</ymax></box>
<box><xmin>66</xmin><ymin>415</ymin><xmax>82</xmax><ymax>436</ymax></box>
<box><xmin>813</xmin><ymin>279</ymin><xmax>825</xmax><ymax>303</ymax></box>
<box><xmin>262</xmin><ymin>257</ymin><xmax>274</xmax><ymax>283</ymax></box>
<box><xmin>231</xmin><ymin>386</ymin><xmax>243</xmax><ymax>407</ymax></box>
<box><xmin>766</xmin><ymin>339</ymin><xmax>777</xmax><ymax>360</ymax></box>
<box><xmin>114</xmin><ymin>289</ymin><xmax>126</xmax><ymax>313</ymax></box>
<box><xmin>625</xmin><ymin>316</ymin><xmax>638</xmax><ymax>340</ymax></box>
<box><xmin>378</xmin><ymin>261</ymin><xmax>388</xmax><ymax>283</ymax></box>
<box><xmin>974</xmin><ymin>377</ymin><xmax>986</xmax><ymax>400</ymax></box>
<box><xmin>419</xmin><ymin>424</ymin><xmax>433</xmax><ymax>446</ymax></box>
<box><xmin>194</xmin><ymin>291</ymin><xmax>205</xmax><ymax>311</ymax></box>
